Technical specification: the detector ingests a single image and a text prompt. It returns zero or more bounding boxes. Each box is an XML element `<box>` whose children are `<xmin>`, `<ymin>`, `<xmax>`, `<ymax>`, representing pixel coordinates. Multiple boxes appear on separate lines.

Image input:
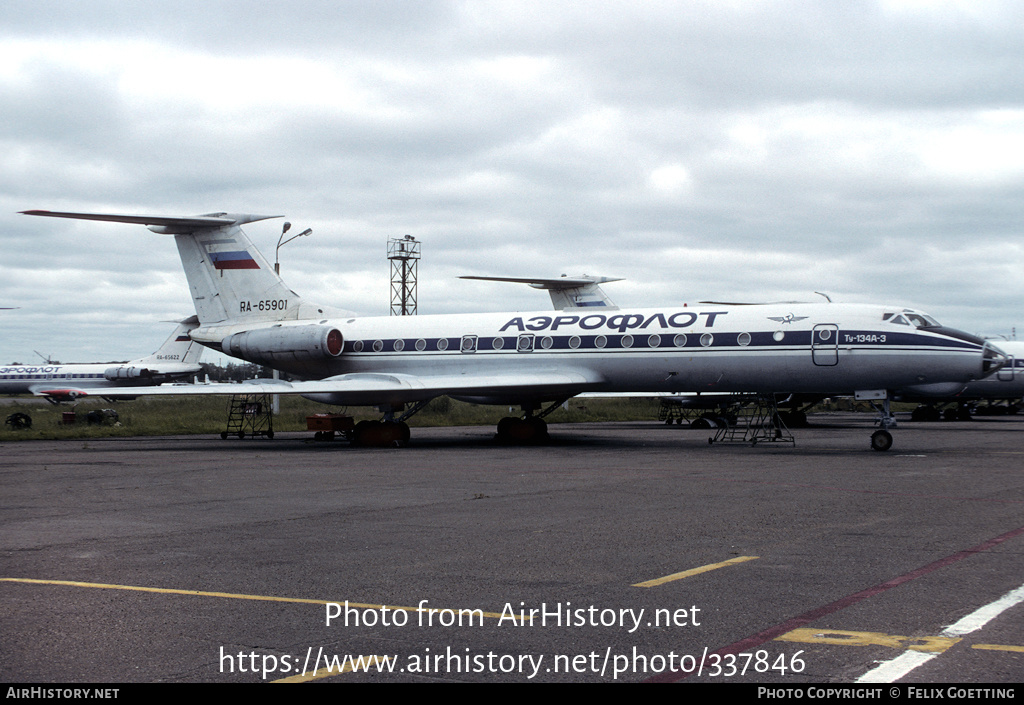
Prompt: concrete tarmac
<box><xmin>2</xmin><ymin>414</ymin><xmax>1022</xmax><ymax>684</ymax></box>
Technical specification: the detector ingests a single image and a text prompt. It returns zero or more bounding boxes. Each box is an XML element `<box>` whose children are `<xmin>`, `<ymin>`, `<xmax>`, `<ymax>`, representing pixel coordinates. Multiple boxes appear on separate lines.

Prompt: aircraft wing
<box><xmin>61</xmin><ymin>369</ymin><xmax>604</xmax><ymax>407</ymax></box>
<box><xmin>28</xmin><ymin>386</ymin><xmax>103</xmax><ymax>402</ymax></box>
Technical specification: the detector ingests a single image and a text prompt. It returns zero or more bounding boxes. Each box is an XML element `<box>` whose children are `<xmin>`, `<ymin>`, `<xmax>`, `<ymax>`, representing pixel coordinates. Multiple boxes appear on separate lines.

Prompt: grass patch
<box><xmin>0</xmin><ymin>394</ymin><xmax>663</xmax><ymax>441</ymax></box>
<box><xmin>1</xmin><ymin>393</ymin><xmax>904</xmax><ymax>442</ymax></box>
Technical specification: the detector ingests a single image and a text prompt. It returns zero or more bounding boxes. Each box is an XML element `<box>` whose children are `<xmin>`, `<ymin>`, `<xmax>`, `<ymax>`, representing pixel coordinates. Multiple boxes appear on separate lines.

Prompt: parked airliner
<box><xmin>0</xmin><ymin>316</ymin><xmax>203</xmax><ymax>402</ymax></box>
<box><xmin>466</xmin><ymin>274</ymin><xmax>1015</xmax><ymax>433</ymax></box>
<box><xmin>901</xmin><ymin>340</ymin><xmax>1023</xmax><ymax>420</ymax></box>
<box><xmin>22</xmin><ymin>210</ymin><xmax>1006</xmax><ymax>450</ymax></box>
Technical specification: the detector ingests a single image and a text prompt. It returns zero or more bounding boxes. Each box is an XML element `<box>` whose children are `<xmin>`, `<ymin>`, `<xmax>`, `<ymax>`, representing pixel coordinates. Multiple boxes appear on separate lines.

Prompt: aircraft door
<box><xmin>812</xmin><ymin>324</ymin><xmax>839</xmax><ymax>366</ymax></box>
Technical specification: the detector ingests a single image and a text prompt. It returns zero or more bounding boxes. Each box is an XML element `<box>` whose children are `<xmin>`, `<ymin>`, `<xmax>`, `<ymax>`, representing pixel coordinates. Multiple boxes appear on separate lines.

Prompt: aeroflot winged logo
<box><xmin>767</xmin><ymin>314</ymin><xmax>808</xmax><ymax>325</ymax></box>
<box><xmin>202</xmin><ymin>237</ymin><xmax>260</xmax><ymax>270</ymax></box>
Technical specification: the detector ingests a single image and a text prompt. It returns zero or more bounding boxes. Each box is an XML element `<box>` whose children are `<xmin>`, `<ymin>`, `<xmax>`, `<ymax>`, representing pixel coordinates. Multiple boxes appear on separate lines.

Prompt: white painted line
<box><xmin>944</xmin><ymin>582</ymin><xmax>1024</xmax><ymax>636</ymax></box>
<box><xmin>857</xmin><ymin>582</ymin><xmax>1024</xmax><ymax>683</ymax></box>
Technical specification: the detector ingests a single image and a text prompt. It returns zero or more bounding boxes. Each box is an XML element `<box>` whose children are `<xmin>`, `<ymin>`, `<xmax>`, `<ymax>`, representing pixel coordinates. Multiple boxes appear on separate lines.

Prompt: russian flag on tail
<box><xmin>210</xmin><ymin>251</ymin><xmax>260</xmax><ymax>270</ymax></box>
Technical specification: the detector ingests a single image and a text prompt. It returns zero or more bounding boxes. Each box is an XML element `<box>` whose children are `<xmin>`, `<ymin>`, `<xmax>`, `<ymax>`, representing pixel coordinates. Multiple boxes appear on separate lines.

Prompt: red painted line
<box><xmin>644</xmin><ymin>524</ymin><xmax>1024</xmax><ymax>682</ymax></box>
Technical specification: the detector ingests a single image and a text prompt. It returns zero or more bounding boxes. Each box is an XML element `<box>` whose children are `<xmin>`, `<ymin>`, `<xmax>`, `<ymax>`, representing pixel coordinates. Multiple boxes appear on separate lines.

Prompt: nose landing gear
<box><xmin>870</xmin><ymin>429</ymin><xmax>893</xmax><ymax>452</ymax></box>
<box><xmin>867</xmin><ymin>394</ymin><xmax>896</xmax><ymax>452</ymax></box>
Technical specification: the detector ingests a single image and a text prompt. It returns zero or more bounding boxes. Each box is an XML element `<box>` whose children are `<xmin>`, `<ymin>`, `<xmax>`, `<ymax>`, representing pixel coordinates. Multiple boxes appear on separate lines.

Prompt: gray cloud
<box><xmin>3</xmin><ymin>0</ymin><xmax>1023</xmax><ymax>365</ymax></box>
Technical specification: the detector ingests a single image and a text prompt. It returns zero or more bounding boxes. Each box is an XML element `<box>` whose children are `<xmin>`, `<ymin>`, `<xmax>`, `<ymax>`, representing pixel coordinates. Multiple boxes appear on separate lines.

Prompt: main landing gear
<box><xmin>352</xmin><ymin>419</ymin><xmax>411</xmax><ymax>447</ymax></box>
<box><xmin>350</xmin><ymin>400</ymin><xmax>431</xmax><ymax>447</ymax></box>
<box><xmin>496</xmin><ymin>415</ymin><xmax>549</xmax><ymax>443</ymax></box>
<box><xmin>495</xmin><ymin>398</ymin><xmax>568</xmax><ymax>444</ymax></box>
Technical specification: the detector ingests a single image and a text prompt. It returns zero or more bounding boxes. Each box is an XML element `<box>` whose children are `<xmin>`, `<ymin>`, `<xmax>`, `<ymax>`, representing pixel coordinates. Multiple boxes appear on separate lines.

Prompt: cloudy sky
<box><xmin>2</xmin><ymin>0</ymin><xmax>1022</xmax><ymax>365</ymax></box>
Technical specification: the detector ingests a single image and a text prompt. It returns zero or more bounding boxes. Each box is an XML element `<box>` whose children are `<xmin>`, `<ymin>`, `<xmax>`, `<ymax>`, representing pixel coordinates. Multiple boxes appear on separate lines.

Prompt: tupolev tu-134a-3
<box><xmin>22</xmin><ymin>210</ymin><xmax>1007</xmax><ymax>450</ymax></box>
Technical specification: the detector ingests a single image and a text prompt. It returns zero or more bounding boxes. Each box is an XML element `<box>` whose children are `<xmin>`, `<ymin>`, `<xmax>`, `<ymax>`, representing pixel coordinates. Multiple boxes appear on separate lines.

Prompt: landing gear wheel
<box><xmin>497</xmin><ymin>417</ymin><xmax>517</xmax><ymax>437</ymax></box>
<box><xmin>353</xmin><ymin>420</ymin><xmax>409</xmax><ymax>447</ymax></box>
<box><xmin>781</xmin><ymin>410</ymin><xmax>807</xmax><ymax>427</ymax></box>
<box><xmin>911</xmin><ymin>405</ymin><xmax>941</xmax><ymax>422</ymax></box>
<box><xmin>870</xmin><ymin>430</ymin><xmax>893</xmax><ymax>452</ymax></box>
<box><xmin>496</xmin><ymin>416</ymin><xmax>548</xmax><ymax>443</ymax></box>
<box><xmin>691</xmin><ymin>416</ymin><xmax>714</xmax><ymax>430</ymax></box>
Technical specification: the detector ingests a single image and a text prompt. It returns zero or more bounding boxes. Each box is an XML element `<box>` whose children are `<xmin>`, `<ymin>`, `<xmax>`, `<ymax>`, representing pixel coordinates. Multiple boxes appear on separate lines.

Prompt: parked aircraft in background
<box><xmin>0</xmin><ymin>316</ymin><xmax>203</xmax><ymax>402</ymax></box>
<box><xmin>22</xmin><ymin>209</ymin><xmax>1007</xmax><ymax>450</ymax></box>
<box><xmin>901</xmin><ymin>339</ymin><xmax>1023</xmax><ymax>420</ymax></box>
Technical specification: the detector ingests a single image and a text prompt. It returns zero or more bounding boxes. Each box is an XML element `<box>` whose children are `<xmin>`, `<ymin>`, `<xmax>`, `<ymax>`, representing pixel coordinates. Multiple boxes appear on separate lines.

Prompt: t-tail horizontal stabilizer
<box><xmin>20</xmin><ymin>210</ymin><xmax>282</xmax><ymax>233</ymax></box>
<box><xmin>21</xmin><ymin>209</ymin><xmax>327</xmax><ymax>327</ymax></box>
<box><xmin>460</xmin><ymin>274</ymin><xmax>623</xmax><ymax>310</ymax></box>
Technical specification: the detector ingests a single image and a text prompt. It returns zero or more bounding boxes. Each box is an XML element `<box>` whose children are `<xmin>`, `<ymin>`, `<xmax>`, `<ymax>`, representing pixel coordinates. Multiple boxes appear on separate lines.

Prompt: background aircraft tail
<box><xmin>132</xmin><ymin>316</ymin><xmax>202</xmax><ymax>365</ymax></box>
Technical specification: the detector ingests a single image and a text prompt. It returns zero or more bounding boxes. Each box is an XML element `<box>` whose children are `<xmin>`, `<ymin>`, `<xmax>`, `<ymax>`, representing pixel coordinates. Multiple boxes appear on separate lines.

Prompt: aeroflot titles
<box><xmin>1</xmin><ymin>366</ymin><xmax>69</xmax><ymax>375</ymax></box>
<box><xmin>498</xmin><ymin>311</ymin><xmax>728</xmax><ymax>333</ymax></box>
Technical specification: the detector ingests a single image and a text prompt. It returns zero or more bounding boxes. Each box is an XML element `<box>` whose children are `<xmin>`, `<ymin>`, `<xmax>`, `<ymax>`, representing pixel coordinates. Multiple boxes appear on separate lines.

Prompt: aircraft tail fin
<box><xmin>132</xmin><ymin>316</ymin><xmax>202</xmax><ymax>365</ymax></box>
<box><xmin>22</xmin><ymin>210</ymin><xmax>332</xmax><ymax>326</ymax></box>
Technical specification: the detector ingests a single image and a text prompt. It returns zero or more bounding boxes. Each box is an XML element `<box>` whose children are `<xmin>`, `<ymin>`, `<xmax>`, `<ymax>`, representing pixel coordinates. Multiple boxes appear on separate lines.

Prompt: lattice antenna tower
<box><xmin>388</xmin><ymin>235</ymin><xmax>420</xmax><ymax>316</ymax></box>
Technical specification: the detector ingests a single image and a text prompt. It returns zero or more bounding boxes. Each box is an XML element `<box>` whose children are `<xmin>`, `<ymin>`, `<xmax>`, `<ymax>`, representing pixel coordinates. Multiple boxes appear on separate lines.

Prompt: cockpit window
<box><xmin>902</xmin><ymin>311</ymin><xmax>940</xmax><ymax>328</ymax></box>
<box><xmin>884</xmin><ymin>310</ymin><xmax>941</xmax><ymax>327</ymax></box>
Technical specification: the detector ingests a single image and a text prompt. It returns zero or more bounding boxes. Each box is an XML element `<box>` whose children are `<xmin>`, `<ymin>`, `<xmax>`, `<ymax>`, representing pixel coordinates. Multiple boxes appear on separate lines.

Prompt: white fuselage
<box><xmin>191</xmin><ymin>302</ymin><xmax>998</xmax><ymax>406</ymax></box>
<box><xmin>0</xmin><ymin>362</ymin><xmax>201</xmax><ymax>399</ymax></box>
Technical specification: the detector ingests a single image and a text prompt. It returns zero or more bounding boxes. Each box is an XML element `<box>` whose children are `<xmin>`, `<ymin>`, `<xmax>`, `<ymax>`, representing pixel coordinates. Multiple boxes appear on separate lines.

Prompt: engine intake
<box><xmin>221</xmin><ymin>325</ymin><xmax>343</xmax><ymax>365</ymax></box>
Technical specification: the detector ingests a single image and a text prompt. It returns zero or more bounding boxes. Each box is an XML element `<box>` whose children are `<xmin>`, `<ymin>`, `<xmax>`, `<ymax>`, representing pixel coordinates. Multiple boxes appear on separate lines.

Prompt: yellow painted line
<box><xmin>973</xmin><ymin>643</ymin><xmax>1024</xmax><ymax>653</ymax></box>
<box><xmin>776</xmin><ymin>628</ymin><xmax>959</xmax><ymax>653</ymax></box>
<box><xmin>1</xmin><ymin>577</ymin><xmax>519</xmax><ymax>622</ymax></box>
<box><xmin>632</xmin><ymin>556</ymin><xmax>759</xmax><ymax>588</ymax></box>
<box><xmin>778</xmin><ymin>629</ymin><xmax>1024</xmax><ymax>655</ymax></box>
<box><xmin>274</xmin><ymin>665</ymin><xmax>350</xmax><ymax>683</ymax></box>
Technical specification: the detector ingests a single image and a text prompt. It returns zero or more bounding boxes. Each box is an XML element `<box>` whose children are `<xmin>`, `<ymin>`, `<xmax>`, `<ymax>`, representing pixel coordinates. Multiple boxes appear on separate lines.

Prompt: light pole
<box><xmin>271</xmin><ymin>222</ymin><xmax>311</xmax><ymax>414</ymax></box>
<box><xmin>275</xmin><ymin>222</ymin><xmax>312</xmax><ymax>275</ymax></box>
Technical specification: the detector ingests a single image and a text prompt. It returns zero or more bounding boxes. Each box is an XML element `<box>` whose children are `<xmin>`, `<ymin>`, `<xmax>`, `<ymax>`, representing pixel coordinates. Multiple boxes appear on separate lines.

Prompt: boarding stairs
<box><xmin>710</xmin><ymin>394</ymin><xmax>795</xmax><ymax>446</ymax></box>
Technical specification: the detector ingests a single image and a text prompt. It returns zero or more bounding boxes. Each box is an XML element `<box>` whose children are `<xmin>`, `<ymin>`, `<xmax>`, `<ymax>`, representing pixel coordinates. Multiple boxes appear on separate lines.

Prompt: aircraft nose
<box><xmin>981</xmin><ymin>342</ymin><xmax>1008</xmax><ymax>378</ymax></box>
